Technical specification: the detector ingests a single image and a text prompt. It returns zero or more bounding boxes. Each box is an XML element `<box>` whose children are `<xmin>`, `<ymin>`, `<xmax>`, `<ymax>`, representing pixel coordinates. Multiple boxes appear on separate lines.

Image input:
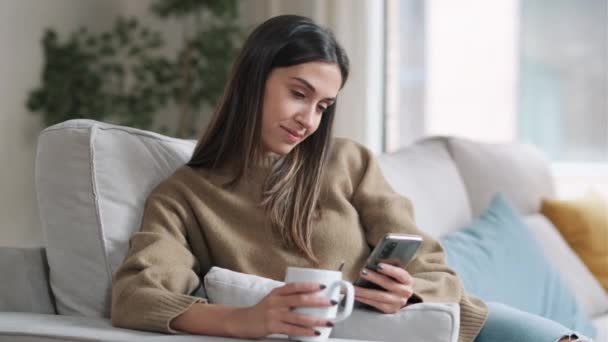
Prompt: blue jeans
<box><xmin>475</xmin><ymin>302</ymin><xmax>590</xmax><ymax>342</ymax></box>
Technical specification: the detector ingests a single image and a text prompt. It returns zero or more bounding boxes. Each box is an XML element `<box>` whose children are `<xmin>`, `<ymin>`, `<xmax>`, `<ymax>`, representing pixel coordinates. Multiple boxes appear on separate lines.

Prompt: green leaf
<box><xmin>86</xmin><ymin>36</ymin><xmax>98</xmax><ymax>47</ymax></box>
<box><xmin>99</xmin><ymin>45</ymin><xmax>116</xmax><ymax>56</ymax></box>
<box><xmin>128</xmin><ymin>46</ymin><xmax>141</xmax><ymax>56</ymax></box>
<box><xmin>128</xmin><ymin>18</ymin><xmax>138</xmax><ymax>29</ymax></box>
<box><xmin>101</xmin><ymin>32</ymin><xmax>112</xmax><ymax>43</ymax></box>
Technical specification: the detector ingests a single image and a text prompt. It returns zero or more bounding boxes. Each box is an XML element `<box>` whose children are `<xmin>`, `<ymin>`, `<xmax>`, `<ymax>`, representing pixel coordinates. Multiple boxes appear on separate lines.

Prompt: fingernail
<box><xmin>320</xmin><ymin>284</ymin><xmax>326</xmax><ymax>290</ymax></box>
<box><xmin>331</xmin><ymin>300</ymin><xmax>338</xmax><ymax>305</ymax></box>
<box><xmin>376</xmin><ymin>263</ymin><xmax>384</xmax><ymax>271</ymax></box>
<box><xmin>361</xmin><ymin>269</ymin><xmax>368</xmax><ymax>276</ymax></box>
<box><xmin>315</xmin><ymin>330</ymin><xmax>321</xmax><ymax>336</ymax></box>
<box><xmin>326</xmin><ymin>321</ymin><xmax>334</xmax><ymax>327</ymax></box>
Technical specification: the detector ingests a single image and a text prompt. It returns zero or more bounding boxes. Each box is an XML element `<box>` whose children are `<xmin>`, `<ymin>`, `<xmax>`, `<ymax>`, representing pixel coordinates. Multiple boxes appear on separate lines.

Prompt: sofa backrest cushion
<box><xmin>378</xmin><ymin>138</ymin><xmax>473</xmax><ymax>237</ymax></box>
<box><xmin>35</xmin><ymin>120</ymin><xmax>195</xmax><ymax>317</ymax></box>
<box><xmin>447</xmin><ymin>138</ymin><xmax>555</xmax><ymax>217</ymax></box>
<box><xmin>0</xmin><ymin>246</ymin><xmax>56</xmax><ymax>314</ymax></box>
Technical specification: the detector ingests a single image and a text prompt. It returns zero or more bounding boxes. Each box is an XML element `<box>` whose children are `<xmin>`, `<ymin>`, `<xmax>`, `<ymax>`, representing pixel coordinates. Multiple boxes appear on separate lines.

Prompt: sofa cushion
<box><xmin>204</xmin><ymin>267</ymin><xmax>284</xmax><ymax>307</ymax></box>
<box><xmin>523</xmin><ymin>214</ymin><xmax>608</xmax><ymax>318</ymax></box>
<box><xmin>541</xmin><ymin>191</ymin><xmax>608</xmax><ymax>291</ymax></box>
<box><xmin>378</xmin><ymin>137</ymin><xmax>472</xmax><ymax>237</ymax></box>
<box><xmin>203</xmin><ymin>267</ymin><xmax>460</xmax><ymax>342</ymax></box>
<box><xmin>440</xmin><ymin>194</ymin><xmax>596</xmax><ymax>338</ymax></box>
<box><xmin>447</xmin><ymin>138</ymin><xmax>554</xmax><ymax>217</ymax></box>
<box><xmin>0</xmin><ymin>246</ymin><xmax>55</xmax><ymax>314</ymax></box>
<box><xmin>35</xmin><ymin>120</ymin><xmax>196</xmax><ymax>317</ymax></box>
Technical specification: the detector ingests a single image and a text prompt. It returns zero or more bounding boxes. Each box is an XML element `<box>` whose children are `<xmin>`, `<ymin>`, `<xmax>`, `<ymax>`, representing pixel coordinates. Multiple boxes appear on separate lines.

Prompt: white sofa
<box><xmin>0</xmin><ymin>119</ymin><xmax>606</xmax><ymax>341</ymax></box>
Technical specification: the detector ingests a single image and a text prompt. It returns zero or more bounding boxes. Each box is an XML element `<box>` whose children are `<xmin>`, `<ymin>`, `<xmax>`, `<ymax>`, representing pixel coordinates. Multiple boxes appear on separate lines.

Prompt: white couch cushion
<box><xmin>35</xmin><ymin>120</ymin><xmax>195</xmax><ymax>317</ymax></box>
<box><xmin>378</xmin><ymin>137</ymin><xmax>472</xmax><ymax>237</ymax></box>
<box><xmin>0</xmin><ymin>247</ymin><xmax>55</xmax><ymax>314</ymax></box>
<box><xmin>448</xmin><ymin>138</ymin><xmax>555</xmax><ymax>217</ymax></box>
<box><xmin>204</xmin><ymin>267</ymin><xmax>460</xmax><ymax>342</ymax></box>
<box><xmin>204</xmin><ymin>267</ymin><xmax>284</xmax><ymax>307</ymax></box>
<box><xmin>523</xmin><ymin>214</ymin><xmax>608</xmax><ymax>318</ymax></box>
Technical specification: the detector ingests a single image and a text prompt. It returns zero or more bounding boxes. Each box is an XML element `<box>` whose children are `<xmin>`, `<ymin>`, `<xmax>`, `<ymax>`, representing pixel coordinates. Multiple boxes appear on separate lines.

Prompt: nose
<box><xmin>294</xmin><ymin>105</ymin><xmax>316</xmax><ymax>130</ymax></box>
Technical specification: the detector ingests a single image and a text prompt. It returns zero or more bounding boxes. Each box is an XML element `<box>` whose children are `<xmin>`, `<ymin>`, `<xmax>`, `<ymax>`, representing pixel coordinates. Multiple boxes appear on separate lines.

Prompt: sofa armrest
<box><xmin>0</xmin><ymin>312</ymin><xmax>367</xmax><ymax>342</ymax></box>
<box><xmin>331</xmin><ymin>303</ymin><xmax>460</xmax><ymax>342</ymax></box>
<box><xmin>0</xmin><ymin>246</ymin><xmax>56</xmax><ymax>314</ymax></box>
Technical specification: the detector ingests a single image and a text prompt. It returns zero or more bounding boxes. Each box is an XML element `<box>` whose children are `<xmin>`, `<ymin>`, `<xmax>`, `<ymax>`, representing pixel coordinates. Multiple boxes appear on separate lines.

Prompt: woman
<box><xmin>111</xmin><ymin>15</ymin><xmax>590</xmax><ymax>342</ymax></box>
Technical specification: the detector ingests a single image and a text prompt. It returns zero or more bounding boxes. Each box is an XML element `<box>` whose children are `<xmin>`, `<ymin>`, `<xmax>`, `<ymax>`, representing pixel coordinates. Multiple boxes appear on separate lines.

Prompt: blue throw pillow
<box><xmin>440</xmin><ymin>193</ymin><xmax>596</xmax><ymax>337</ymax></box>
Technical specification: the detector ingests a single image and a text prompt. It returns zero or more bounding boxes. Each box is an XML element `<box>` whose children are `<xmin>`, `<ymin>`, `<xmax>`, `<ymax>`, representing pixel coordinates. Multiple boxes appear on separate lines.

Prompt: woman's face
<box><xmin>260</xmin><ymin>61</ymin><xmax>342</xmax><ymax>155</ymax></box>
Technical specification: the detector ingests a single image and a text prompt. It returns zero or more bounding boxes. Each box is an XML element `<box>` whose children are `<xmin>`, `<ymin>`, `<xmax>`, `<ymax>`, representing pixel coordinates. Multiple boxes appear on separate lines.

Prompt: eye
<box><xmin>317</xmin><ymin>105</ymin><xmax>327</xmax><ymax>113</ymax></box>
<box><xmin>291</xmin><ymin>90</ymin><xmax>305</xmax><ymax>99</ymax></box>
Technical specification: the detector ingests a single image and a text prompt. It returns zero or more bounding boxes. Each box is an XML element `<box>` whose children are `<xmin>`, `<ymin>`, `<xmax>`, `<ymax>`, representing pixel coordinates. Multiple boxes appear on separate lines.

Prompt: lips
<box><xmin>281</xmin><ymin>126</ymin><xmax>303</xmax><ymax>139</ymax></box>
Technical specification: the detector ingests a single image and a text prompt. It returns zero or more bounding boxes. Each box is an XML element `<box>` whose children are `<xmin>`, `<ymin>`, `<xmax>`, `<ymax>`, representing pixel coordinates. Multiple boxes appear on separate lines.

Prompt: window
<box><xmin>385</xmin><ymin>0</ymin><xmax>519</xmax><ymax>151</ymax></box>
<box><xmin>385</xmin><ymin>0</ymin><xmax>608</xmax><ymax>196</ymax></box>
<box><xmin>386</xmin><ymin>0</ymin><xmax>607</xmax><ymax>163</ymax></box>
<box><xmin>519</xmin><ymin>0</ymin><xmax>608</xmax><ymax>163</ymax></box>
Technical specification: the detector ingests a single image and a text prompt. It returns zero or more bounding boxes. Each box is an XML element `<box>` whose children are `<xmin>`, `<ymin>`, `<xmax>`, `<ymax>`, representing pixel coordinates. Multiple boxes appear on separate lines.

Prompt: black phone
<box><xmin>354</xmin><ymin>233</ymin><xmax>422</xmax><ymax>290</ymax></box>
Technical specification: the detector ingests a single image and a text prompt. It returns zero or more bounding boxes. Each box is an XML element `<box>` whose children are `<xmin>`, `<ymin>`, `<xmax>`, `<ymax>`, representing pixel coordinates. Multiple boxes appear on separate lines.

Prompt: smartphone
<box><xmin>354</xmin><ymin>233</ymin><xmax>423</xmax><ymax>290</ymax></box>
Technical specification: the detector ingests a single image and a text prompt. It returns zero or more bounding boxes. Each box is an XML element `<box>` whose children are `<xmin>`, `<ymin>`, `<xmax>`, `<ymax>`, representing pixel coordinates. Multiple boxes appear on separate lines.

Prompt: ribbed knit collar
<box><xmin>210</xmin><ymin>152</ymin><xmax>282</xmax><ymax>181</ymax></box>
<box><xmin>253</xmin><ymin>153</ymin><xmax>282</xmax><ymax>169</ymax></box>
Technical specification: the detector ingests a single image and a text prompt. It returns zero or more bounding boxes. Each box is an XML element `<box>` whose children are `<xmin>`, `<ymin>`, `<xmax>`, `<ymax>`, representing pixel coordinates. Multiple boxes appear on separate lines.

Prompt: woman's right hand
<box><xmin>226</xmin><ymin>282</ymin><xmax>337</xmax><ymax>339</ymax></box>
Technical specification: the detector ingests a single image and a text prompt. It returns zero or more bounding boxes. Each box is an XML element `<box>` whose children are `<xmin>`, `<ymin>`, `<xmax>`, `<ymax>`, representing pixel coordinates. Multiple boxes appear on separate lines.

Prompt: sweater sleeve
<box><xmin>350</xmin><ymin>144</ymin><xmax>465</xmax><ymax>305</ymax></box>
<box><xmin>111</xmin><ymin>191</ymin><xmax>208</xmax><ymax>334</ymax></box>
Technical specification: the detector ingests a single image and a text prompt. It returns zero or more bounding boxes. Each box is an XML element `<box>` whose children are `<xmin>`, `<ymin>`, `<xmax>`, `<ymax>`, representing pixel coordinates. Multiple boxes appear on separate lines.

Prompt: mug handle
<box><xmin>329</xmin><ymin>280</ymin><xmax>354</xmax><ymax>322</ymax></box>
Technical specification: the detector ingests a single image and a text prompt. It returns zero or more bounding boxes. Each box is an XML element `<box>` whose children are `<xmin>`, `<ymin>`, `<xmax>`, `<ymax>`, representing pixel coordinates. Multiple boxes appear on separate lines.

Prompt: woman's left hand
<box><xmin>353</xmin><ymin>263</ymin><xmax>415</xmax><ymax>314</ymax></box>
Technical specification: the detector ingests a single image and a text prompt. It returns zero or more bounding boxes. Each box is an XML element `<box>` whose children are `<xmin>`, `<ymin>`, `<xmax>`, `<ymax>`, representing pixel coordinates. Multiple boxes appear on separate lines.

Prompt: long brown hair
<box><xmin>187</xmin><ymin>15</ymin><xmax>350</xmax><ymax>265</ymax></box>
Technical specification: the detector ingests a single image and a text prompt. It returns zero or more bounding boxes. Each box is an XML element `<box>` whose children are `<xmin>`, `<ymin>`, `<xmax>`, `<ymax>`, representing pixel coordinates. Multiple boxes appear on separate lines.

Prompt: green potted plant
<box><xmin>27</xmin><ymin>0</ymin><xmax>243</xmax><ymax>138</ymax></box>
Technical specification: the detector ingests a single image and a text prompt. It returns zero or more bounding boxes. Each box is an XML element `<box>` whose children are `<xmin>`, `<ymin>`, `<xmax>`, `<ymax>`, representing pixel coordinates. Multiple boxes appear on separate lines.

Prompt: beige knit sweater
<box><xmin>111</xmin><ymin>138</ymin><xmax>488</xmax><ymax>341</ymax></box>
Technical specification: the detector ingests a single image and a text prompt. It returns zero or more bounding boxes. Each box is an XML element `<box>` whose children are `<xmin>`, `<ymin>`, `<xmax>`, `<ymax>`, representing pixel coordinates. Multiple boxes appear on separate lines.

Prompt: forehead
<box><xmin>273</xmin><ymin>61</ymin><xmax>342</xmax><ymax>97</ymax></box>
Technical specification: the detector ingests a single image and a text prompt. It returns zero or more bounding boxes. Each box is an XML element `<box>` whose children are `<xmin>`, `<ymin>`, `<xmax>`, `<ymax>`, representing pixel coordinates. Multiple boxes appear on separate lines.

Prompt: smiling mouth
<box><xmin>281</xmin><ymin>126</ymin><xmax>303</xmax><ymax>139</ymax></box>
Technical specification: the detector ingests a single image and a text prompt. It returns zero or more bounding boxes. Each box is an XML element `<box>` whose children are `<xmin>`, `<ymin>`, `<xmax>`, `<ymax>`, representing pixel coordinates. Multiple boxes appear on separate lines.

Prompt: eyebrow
<box><xmin>290</xmin><ymin>77</ymin><xmax>336</xmax><ymax>103</ymax></box>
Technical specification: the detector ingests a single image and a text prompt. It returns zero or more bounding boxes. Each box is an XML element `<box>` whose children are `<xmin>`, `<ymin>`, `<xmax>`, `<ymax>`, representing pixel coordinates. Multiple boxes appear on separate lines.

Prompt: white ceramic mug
<box><xmin>284</xmin><ymin>267</ymin><xmax>355</xmax><ymax>342</ymax></box>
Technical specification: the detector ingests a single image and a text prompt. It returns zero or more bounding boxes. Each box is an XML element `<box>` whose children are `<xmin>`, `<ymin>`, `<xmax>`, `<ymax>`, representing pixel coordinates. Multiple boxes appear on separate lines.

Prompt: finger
<box><xmin>270</xmin><ymin>321</ymin><xmax>320</xmax><ymax>338</ymax></box>
<box><xmin>398</xmin><ymin>285</ymin><xmax>415</xmax><ymax>300</ymax></box>
<box><xmin>355</xmin><ymin>285</ymin><xmax>405</xmax><ymax>306</ymax></box>
<box><xmin>376</xmin><ymin>263</ymin><xmax>413</xmax><ymax>285</ymax></box>
<box><xmin>354</xmin><ymin>295</ymin><xmax>395</xmax><ymax>314</ymax></box>
<box><xmin>281</xmin><ymin>292</ymin><xmax>336</xmax><ymax>309</ymax></box>
<box><xmin>274</xmin><ymin>282</ymin><xmax>325</xmax><ymax>296</ymax></box>
<box><xmin>359</xmin><ymin>268</ymin><xmax>400</xmax><ymax>292</ymax></box>
<box><xmin>280</xmin><ymin>311</ymin><xmax>334</xmax><ymax>329</ymax></box>
<box><xmin>361</xmin><ymin>267</ymin><xmax>414</xmax><ymax>299</ymax></box>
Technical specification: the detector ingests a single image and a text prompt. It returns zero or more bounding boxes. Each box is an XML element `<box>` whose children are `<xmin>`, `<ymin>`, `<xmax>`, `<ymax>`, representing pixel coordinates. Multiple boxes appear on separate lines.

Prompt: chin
<box><xmin>266</xmin><ymin>142</ymin><xmax>297</xmax><ymax>156</ymax></box>
<box><xmin>272</xmin><ymin>145</ymin><xmax>294</xmax><ymax>155</ymax></box>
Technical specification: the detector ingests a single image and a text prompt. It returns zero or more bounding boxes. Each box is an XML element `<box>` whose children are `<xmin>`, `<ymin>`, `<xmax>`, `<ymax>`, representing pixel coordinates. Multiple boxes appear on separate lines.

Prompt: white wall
<box><xmin>0</xmin><ymin>0</ymin><xmax>124</xmax><ymax>246</ymax></box>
